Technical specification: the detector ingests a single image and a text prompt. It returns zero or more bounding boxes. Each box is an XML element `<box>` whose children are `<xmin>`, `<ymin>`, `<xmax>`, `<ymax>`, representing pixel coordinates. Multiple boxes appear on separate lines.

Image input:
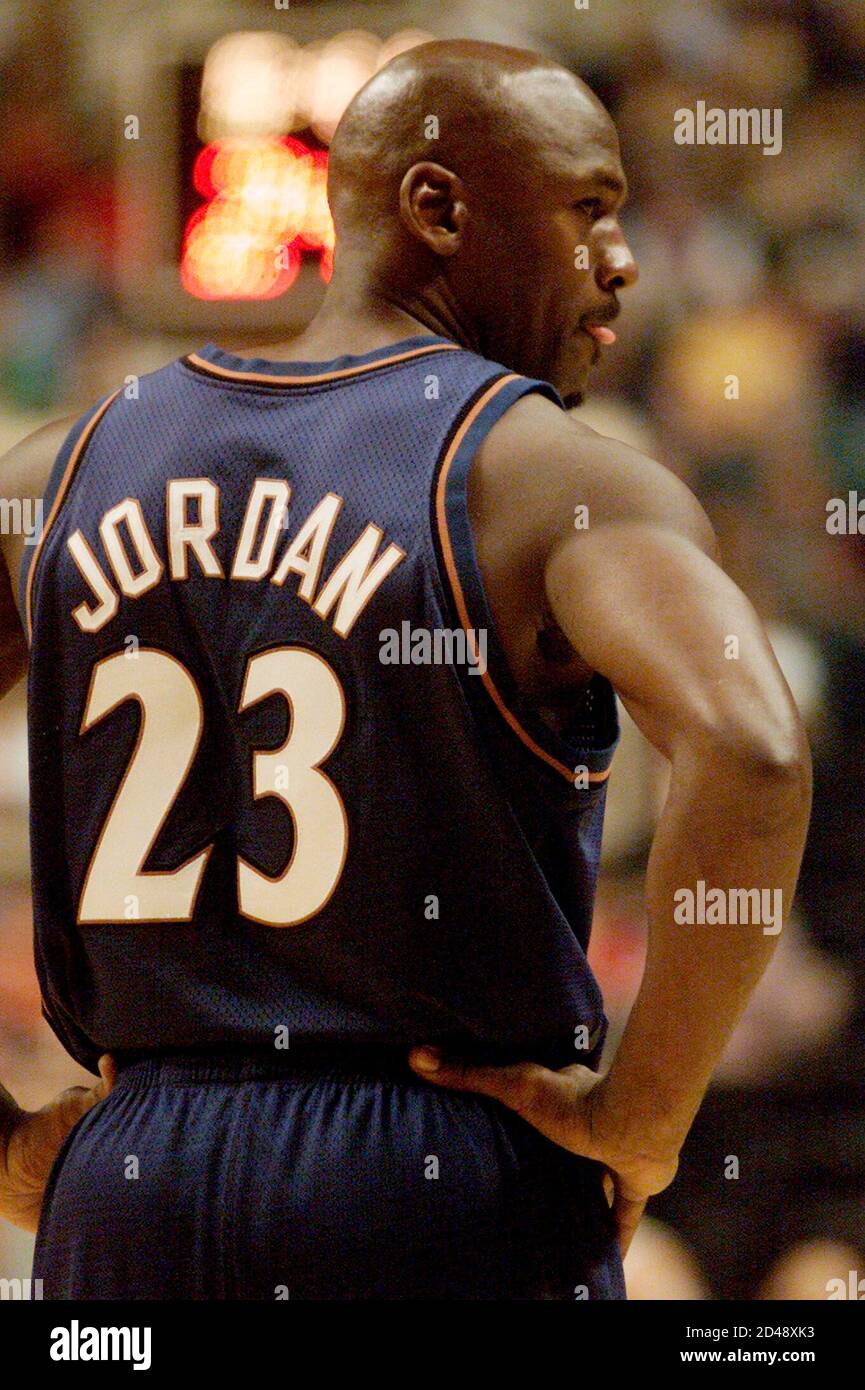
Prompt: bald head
<box><xmin>325</xmin><ymin>39</ymin><xmax>637</xmax><ymax>406</ymax></box>
<box><xmin>328</xmin><ymin>39</ymin><xmax>606</xmax><ymax>239</ymax></box>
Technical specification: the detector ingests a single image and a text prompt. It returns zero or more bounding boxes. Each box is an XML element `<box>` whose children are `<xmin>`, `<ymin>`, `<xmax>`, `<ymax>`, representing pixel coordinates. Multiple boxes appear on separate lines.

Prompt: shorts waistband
<box><xmin>112</xmin><ymin>1042</ymin><xmax>420</xmax><ymax>1085</ymax></box>
<box><xmin>110</xmin><ymin>1021</ymin><xmax>608</xmax><ymax>1086</ymax></box>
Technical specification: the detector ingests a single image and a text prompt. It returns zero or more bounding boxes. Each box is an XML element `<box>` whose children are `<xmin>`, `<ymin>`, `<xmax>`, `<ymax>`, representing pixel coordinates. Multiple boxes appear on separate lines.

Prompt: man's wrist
<box><xmin>587</xmin><ymin>1074</ymin><xmax>685</xmax><ymax>1168</ymax></box>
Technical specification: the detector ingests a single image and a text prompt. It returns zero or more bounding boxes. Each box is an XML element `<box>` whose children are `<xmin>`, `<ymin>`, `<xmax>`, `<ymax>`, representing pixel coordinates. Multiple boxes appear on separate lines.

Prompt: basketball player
<box><xmin>0</xmin><ymin>41</ymin><xmax>810</xmax><ymax>1299</ymax></box>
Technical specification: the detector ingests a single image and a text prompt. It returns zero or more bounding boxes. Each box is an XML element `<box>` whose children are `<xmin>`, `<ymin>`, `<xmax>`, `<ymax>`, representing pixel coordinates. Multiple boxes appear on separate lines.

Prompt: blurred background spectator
<box><xmin>1</xmin><ymin>0</ymin><xmax>862</xmax><ymax>1298</ymax></box>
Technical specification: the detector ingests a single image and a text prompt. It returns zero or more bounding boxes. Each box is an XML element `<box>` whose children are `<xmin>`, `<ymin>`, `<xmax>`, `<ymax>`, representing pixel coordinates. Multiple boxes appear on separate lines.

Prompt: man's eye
<box><xmin>575</xmin><ymin>199</ymin><xmax>603</xmax><ymax>220</ymax></box>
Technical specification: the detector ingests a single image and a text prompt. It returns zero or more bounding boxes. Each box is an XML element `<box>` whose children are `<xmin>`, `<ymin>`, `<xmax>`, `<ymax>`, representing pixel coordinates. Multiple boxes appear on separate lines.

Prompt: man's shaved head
<box><xmin>330</xmin><ymin>42</ymin><xmax>598</xmax><ymax>233</ymax></box>
<box><xmin>326</xmin><ymin>40</ymin><xmax>638</xmax><ymax>405</ymax></box>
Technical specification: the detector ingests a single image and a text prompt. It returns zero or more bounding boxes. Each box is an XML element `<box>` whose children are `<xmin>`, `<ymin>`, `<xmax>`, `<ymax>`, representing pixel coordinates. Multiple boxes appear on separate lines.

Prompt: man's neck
<box><xmin>230</xmin><ymin>271</ymin><xmax>481</xmax><ymax>364</ymax></box>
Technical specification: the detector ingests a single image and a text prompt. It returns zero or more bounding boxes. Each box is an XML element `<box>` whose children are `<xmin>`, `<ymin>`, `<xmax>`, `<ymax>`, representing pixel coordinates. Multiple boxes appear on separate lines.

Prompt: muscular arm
<box><xmin>545</xmin><ymin>513</ymin><xmax>810</xmax><ymax>1161</ymax></box>
<box><xmin>411</xmin><ymin>396</ymin><xmax>812</xmax><ymax>1246</ymax></box>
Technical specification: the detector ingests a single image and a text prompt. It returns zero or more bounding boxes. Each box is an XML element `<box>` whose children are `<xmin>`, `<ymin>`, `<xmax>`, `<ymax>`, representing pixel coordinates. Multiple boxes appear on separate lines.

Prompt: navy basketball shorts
<box><xmin>33</xmin><ymin>1049</ymin><xmax>625</xmax><ymax>1300</ymax></box>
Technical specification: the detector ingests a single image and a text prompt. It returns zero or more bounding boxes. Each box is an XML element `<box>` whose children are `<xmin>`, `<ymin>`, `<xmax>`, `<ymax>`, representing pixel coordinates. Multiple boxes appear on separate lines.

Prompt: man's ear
<box><xmin>398</xmin><ymin>162</ymin><xmax>468</xmax><ymax>255</ymax></box>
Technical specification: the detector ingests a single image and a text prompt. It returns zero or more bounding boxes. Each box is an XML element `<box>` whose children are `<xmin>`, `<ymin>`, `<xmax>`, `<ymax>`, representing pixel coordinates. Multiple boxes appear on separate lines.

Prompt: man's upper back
<box><xmin>15</xmin><ymin>334</ymin><xmax>619</xmax><ymax>1071</ymax></box>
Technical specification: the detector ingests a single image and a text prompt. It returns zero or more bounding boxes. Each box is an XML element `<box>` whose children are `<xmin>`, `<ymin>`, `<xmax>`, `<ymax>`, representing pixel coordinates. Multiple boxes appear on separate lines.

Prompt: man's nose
<box><xmin>597</xmin><ymin>231</ymin><xmax>639</xmax><ymax>292</ymax></box>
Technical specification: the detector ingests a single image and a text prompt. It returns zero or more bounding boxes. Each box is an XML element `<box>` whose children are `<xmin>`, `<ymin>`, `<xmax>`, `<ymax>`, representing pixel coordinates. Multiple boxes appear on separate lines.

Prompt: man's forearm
<box><xmin>591</xmin><ymin>739</ymin><xmax>812</xmax><ymax>1162</ymax></box>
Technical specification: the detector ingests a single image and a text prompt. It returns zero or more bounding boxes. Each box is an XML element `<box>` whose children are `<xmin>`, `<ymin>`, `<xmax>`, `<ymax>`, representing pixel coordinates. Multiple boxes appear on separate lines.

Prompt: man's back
<box><xmin>22</xmin><ymin>334</ymin><xmax>618</xmax><ymax>1075</ymax></box>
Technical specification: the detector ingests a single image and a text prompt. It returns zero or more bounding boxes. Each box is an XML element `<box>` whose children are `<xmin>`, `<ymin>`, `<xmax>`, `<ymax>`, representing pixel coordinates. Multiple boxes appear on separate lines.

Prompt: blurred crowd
<box><xmin>1</xmin><ymin>0</ymin><xmax>863</xmax><ymax>1297</ymax></box>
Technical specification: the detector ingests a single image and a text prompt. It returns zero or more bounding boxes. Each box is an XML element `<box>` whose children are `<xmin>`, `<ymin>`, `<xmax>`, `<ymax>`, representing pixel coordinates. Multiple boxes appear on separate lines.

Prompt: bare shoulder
<box><xmin>470</xmin><ymin>390</ymin><xmax>717</xmax><ymax>561</ymax></box>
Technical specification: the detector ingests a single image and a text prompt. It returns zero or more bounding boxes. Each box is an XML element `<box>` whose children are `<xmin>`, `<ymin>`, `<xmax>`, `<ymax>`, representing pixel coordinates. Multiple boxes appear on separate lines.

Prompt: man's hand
<box><xmin>0</xmin><ymin>1056</ymin><xmax>116</xmax><ymax>1233</ymax></box>
<box><xmin>408</xmin><ymin>1048</ymin><xmax>678</xmax><ymax>1257</ymax></box>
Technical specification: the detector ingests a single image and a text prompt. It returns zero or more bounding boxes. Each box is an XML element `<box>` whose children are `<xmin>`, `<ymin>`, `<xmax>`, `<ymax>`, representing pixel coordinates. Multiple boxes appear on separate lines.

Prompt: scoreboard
<box><xmin>110</xmin><ymin>3</ymin><xmax>433</xmax><ymax>334</ymax></box>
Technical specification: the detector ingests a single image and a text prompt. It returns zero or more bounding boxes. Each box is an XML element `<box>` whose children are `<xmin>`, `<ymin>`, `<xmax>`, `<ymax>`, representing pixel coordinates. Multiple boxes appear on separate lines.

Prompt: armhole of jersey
<box><xmin>20</xmin><ymin>389</ymin><xmax>121</xmax><ymax>644</ymax></box>
<box><xmin>431</xmin><ymin>372</ymin><xmax>619</xmax><ymax>790</ymax></box>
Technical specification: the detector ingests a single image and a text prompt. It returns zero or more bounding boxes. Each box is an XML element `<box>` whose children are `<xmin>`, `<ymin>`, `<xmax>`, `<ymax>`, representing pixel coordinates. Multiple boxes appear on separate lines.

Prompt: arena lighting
<box><xmin>375</xmin><ymin>28</ymin><xmax>437</xmax><ymax>70</ymax></box>
<box><xmin>183</xmin><ymin>27</ymin><xmax>437</xmax><ymax>302</ymax></box>
<box><xmin>109</xmin><ymin>5</ymin><xmax>435</xmax><ymax>329</ymax></box>
<box><xmin>198</xmin><ymin>31</ymin><xmax>301</xmax><ymax>142</ymax></box>
<box><xmin>304</xmin><ymin>30</ymin><xmax>382</xmax><ymax>143</ymax></box>
<box><xmin>198</xmin><ymin>27</ymin><xmax>436</xmax><ymax>145</ymax></box>
<box><xmin>181</xmin><ymin>136</ymin><xmax>331</xmax><ymax>300</ymax></box>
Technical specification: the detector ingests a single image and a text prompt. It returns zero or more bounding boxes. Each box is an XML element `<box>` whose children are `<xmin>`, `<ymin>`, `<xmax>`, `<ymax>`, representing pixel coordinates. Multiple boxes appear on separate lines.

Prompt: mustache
<box><xmin>579</xmin><ymin>301</ymin><xmax>621</xmax><ymax>328</ymax></box>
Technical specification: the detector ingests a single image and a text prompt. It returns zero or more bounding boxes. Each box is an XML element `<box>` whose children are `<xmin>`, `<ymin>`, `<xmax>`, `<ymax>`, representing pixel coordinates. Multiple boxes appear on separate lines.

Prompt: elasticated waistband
<box><xmin>111</xmin><ymin>1043</ymin><xmax>421</xmax><ymax>1086</ymax></box>
<box><xmin>110</xmin><ymin>1021</ymin><xmax>607</xmax><ymax>1087</ymax></box>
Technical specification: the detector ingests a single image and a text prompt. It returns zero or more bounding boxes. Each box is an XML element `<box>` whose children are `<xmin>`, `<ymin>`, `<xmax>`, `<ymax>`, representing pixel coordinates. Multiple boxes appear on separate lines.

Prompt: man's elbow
<box><xmin>708</xmin><ymin>708</ymin><xmax>812</xmax><ymax>821</ymax></box>
<box><xmin>731</xmin><ymin>709</ymin><xmax>811</xmax><ymax>781</ymax></box>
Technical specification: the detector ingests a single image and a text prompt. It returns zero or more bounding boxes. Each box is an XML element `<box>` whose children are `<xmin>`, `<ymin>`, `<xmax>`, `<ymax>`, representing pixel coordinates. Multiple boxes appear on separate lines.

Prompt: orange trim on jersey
<box><xmin>435</xmin><ymin>376</ymin><xmax>611</xmax><ymax>786</ymax></box>
<box><xmin>25</xmin><ymin>390</ymin><xmax>121</xmax><ymax>643</ymax></box>
<box><xmin>185</xmin><ymin>342</ymin><xmax>462</xmax><ymax>387</ymax></box>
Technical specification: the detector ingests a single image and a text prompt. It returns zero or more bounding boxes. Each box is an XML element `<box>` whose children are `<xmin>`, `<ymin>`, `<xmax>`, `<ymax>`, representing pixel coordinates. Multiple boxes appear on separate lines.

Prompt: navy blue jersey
<box><xmin>21</xmin><ymin>334</ymin><xmax>619</xmax><ymax>1074</ymax></box>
